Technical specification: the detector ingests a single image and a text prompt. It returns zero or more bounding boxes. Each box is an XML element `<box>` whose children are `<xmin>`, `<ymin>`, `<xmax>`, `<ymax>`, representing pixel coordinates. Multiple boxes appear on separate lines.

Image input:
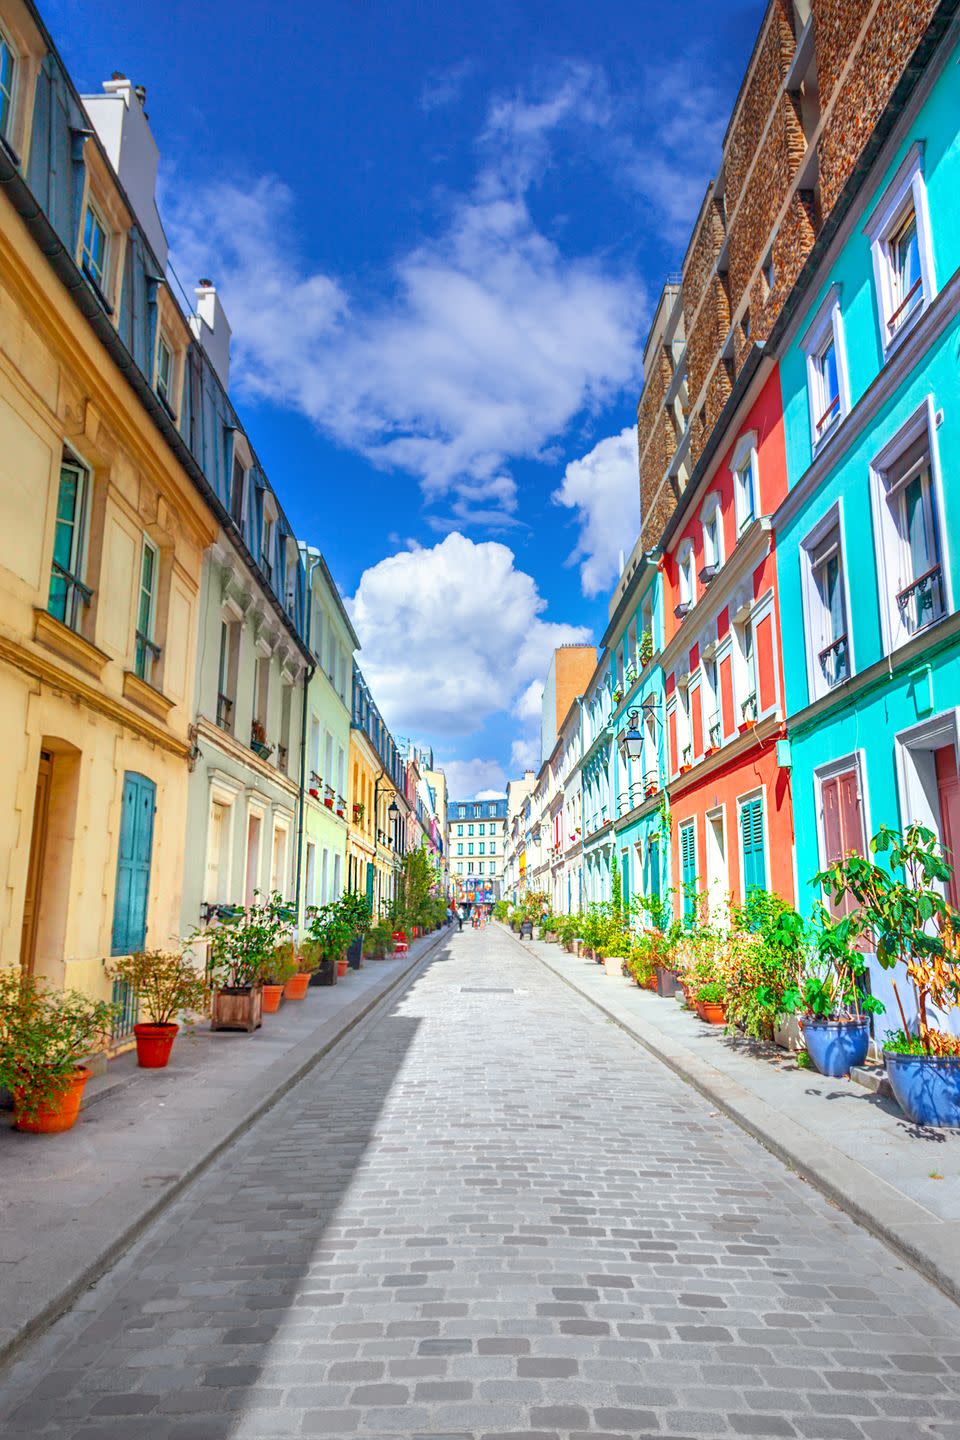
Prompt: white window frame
<box><xmin>865</xmin><ymin>141</ymin><xmax>936</xmax><ymax>358</ymax></box>
<box><xmin>801</xmin><ymin>284</ymin><xmax>851</xmax><ymax>454</ymax></box>
<box><xmin>799</xmin><ymin>499</ymin><xmax>855</xmax><ymax>703</ymax></box>
<box><xmin>135</xmin><ymin>534</ymin><xmax>160</xmax><ymax>684</ymax></box>
<box><xmin>0</xmin><ymin>22</ymin><xmax>19</xmax><ymax>144</ymax></box>
<box><xmin>80</xmin><ymin>199</ymin><xmax>110</xmax><ymax>297</ymax></box>
<box><xmin>714</xmin><ymin>634</ymin><xmax>734</xmax><ymax>741</ymax></box>
<box><xmin>677</xmin><ymin>539</ymin><xmax>696</xmax><ymax>609</ymax></box>
<box><xmin>813</xmin><ymin>750</ymin><xmax>871</xmax><ymax>878</ymax></box>
<box><xmin>732</xmin><ymin>601</ymin><xmax>758</xmax><ymax>726</ymax></box>
<box><xmin>699</xmin><ymin>490</ymin><xmax>724</xmax><ymax>575</ymax></box>
<box><xmin>869</xmin><ymin>396</ymin><xmax>950</xmax><ymax>657</ymax></box>
<box><xmin>155</xmin><ymin>331</ymin><xmax>174</xmax><ymax>410</ymax></box>
<box><xmin>730</xmin><ymin>431</ymin><xmax>759</xmax><ymax>536</ymax></box>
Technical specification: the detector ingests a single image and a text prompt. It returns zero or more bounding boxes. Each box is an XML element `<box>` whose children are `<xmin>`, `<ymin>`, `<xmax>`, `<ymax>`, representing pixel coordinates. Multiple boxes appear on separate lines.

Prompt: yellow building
<box><xmin>0</xmin><ymin>2</ymin><xmax>216</xmax><ymax>1020</ymax></box>
<box><xmin>349</xmin><ymin>664</ymin><xmax>406</xmax><ymax>919</ymax></box>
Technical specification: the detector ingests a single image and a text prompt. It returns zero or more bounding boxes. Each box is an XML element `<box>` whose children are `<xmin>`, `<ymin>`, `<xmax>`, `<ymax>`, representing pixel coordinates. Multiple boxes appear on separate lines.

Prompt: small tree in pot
<box><xmin>816</xmin><ymin>824</ymin><xmax>960</xmax><ymax>1124</ymax></box>
<box><xmin>260</xmin><ymin>945</ymin><xmax>299</xmax><ymax>1012</ymax></box>
<box><xmin>777</xmin><ymin>906</ymin><xmax>883</xmax><ymax>1077</ymax></box>
<box><xmin>0</xmin><ymin>972</ymin><xmax>115</xmax><ymax>1132</ymax></box>
<box><xmin>104</xmin><ymin>949</ymin><xmax>210</xmax><ymax>1067</ymax></box>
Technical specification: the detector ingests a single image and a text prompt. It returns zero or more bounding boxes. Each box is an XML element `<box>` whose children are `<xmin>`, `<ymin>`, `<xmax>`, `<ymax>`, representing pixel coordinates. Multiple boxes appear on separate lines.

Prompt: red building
<box><xmin>660</xmin><ymin>365</ymin><xmax>794</xmax><ymax>919</ymax></box>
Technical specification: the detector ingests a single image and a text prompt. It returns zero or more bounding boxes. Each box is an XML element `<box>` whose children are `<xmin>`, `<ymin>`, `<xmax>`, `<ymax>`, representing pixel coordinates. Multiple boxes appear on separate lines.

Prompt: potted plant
<box><xmin>340</xmin><ymin>891</ymin><xmax>372</xmax><ymax>969</ymax></box>
<box><xmin>817</xmin><ymin>824</ymin><xmax>960</xmax><ymax>1124</ymax></box>
<box><xmin>352</xmin><ymin>801</ymin><xmax>365</xmax><ymax>823</ymax></box>
<box><xmin>104</xmin><ymin>949</ymin><xmax>209</xmax><ymax>1067</ymax></box>
<box><xmin>639</xmin><ymin>630</ymin><xmax>654</xmax><ymax>668</ymax></box>
<box><xmin>777</xmin><ymin>907</ymin><xmax>884</xmax><ymax>1076</ymax></box>
<box><xmin>250</xmin><ymin>718</ymin><xmax>273</xmax><ymax>760</ymax></box>
<box><xmin>260</xmin><ymin>945</ymin><xmax>299</xmax><ymax>1012</ymax></box>
<box><xmin>324</xmin><ymin>785</ymin><xmax>334</xmax><ymax>810</ymax></box>
<box><xmin>203</xmin><ymin>891</ymin><xmax>286</xmax><ymax>1032</ymax></box>
<box><xmin>695</xmin><ymin>980</ymin><xmax>727</xmax><ymax>1025</ymax></box>
<box><xmin>309</xmin><ymin>771</ymin><xmax>321</xmax><ymax>800</ymax></box>
<box><xmin>0</xmin><ymin>971</ymin><xmax>115</xmax><ymax>1133</ymax></box>
<box><xmin>739</xmin><ymin>692</ymin><xmax>757</xmax><ymax>733</ymax></box>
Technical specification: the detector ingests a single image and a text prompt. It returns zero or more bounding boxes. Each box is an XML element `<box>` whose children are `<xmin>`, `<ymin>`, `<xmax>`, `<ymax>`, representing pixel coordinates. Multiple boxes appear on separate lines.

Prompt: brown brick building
<box><xmin>637</xmin><ymin>0</ymin><xmax>943</xmax><ymax>551</ymax></box>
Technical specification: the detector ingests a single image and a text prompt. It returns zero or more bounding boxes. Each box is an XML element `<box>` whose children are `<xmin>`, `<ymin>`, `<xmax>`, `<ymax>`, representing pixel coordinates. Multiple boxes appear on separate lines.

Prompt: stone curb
<box><xmin>0</xmin><ymin>929</ymin><xmax>447</xmax><ymax>1372</ymax></box>
<box><xmin>498</xmin><ymin>923</ymin><xmax>960</xmax><ymax>1310</ymax></box>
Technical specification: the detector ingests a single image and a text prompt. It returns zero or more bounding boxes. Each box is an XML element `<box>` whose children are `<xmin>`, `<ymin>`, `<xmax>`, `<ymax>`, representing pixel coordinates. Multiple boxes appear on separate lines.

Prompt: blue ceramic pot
<box><xmin>802</xmin><ymin>1018</ymin><xmax>870</xmax><ymax>1077</ymax></box>
<box><xmin>884</xmin><ymin>1051</ymin><xmax>960</xmax><ymax>1127</ymax></box>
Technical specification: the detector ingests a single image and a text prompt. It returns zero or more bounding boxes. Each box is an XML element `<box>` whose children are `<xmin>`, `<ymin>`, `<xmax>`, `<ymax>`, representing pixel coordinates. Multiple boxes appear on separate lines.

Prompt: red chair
<box><xmin>392</xmin><ymin>929</ymin><xmax>409</xmax><ymax>953</ymax></box>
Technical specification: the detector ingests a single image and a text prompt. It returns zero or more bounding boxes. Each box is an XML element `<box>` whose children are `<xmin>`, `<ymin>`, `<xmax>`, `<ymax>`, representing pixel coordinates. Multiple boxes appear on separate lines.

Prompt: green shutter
<box><xmin>680</xmin><ymin>822</ymin><xmax>697</xmax><ymax>920</ymax></box>
<box><xmin>111</xmin><ymin>772</ymin><xmax>156</xmax><ymax>955</ymax></box>
<box><xmin>740</xmin><ymin>795</ymin><xmax>766</xmax><ymax>895</ymax></box>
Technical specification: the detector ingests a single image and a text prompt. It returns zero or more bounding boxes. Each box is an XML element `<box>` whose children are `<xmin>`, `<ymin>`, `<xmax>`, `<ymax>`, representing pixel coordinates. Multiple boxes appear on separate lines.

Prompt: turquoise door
<box><xmin>740</xmin><ymin>794</ymin><xmax>767</xmax><ymax>896</ymax></box>
<box><xmin>365</xmin><ymin>860</ymin><xmax>375</xmax><ymax>909</ymax></box>
<box><xmin>111</xmin><ymin>772</ymin><xmax>156</xmax><ymax>955</ymax></box>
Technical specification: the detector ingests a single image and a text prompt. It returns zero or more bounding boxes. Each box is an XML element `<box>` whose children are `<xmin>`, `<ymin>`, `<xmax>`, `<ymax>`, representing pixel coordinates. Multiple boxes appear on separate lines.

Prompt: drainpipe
<box><xmin>294</xmin><ymin>552</ymin><xmax>323</xmax><ymax>926</ymax></box>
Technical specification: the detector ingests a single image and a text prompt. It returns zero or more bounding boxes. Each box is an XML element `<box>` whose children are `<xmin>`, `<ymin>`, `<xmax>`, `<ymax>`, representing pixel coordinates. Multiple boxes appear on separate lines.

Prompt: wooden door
<box><xmin>935</xmin><ymin>745</ymin><xmax>960</xmax><ymax>908</ymax></box>
<box><xmin>19</xmin><ymin>752</ymin><xmax>52</xmax><ymax>977</ymax></box>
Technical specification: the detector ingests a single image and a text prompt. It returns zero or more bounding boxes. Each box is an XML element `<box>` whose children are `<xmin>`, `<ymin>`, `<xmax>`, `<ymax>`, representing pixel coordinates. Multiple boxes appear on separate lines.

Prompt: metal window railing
<box><xmin>896</xmin><ymin>564</ymin><xmax>944</xmax><ymax>636</ymax></box>
<box><xmin>817</xmin><ymin>633</ymin><xmax>849</xmax><ymax>688</ymax></box>
<box><xmin>216</xmin><ymin>692</ymin><xmax>234</xmax><ymax>731</ymax></box>
<box><xmin>49</xmin><ymin>562</ymin><xmax>94</xmax><ymax>633</ymax></box>
<box><xmin>134</xmin><ymin>630</ymin><xmax>162</xmax><ymax>681</ymax></box>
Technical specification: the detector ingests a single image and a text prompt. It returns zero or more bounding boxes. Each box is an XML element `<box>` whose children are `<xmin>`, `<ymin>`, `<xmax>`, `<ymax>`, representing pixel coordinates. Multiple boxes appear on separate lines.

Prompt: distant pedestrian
<box><xmin>457</xmin><ymin>909</ymin><xmax>464</xmax><ymax>932</ymax></box>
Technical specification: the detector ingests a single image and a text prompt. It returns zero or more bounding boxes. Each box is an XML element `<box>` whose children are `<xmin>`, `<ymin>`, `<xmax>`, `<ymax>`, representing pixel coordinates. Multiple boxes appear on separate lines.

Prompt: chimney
<box><xmin>190</xmin><ymin>281</ymin><xmax>232</xmax><ymax>391</ymax></box>
<box><xmin>82</xmin><ymin>77</ymin><xmax>168</xmax><ymax>272</ymax></box>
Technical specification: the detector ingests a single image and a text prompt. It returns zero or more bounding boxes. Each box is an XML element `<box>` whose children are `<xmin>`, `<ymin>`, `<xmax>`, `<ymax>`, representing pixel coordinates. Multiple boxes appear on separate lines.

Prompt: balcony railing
<box><xmin>708</xmin><ymin>714</ymin><xmax>721</xmax><ymax>749</ymax></box>
<box><xmin>216</xmin><ymin>692</ymin><xmax>234</xmax><ymax>731</ymax></box>
<box><xmin>888</xmin><ymin>276</ymin><xmax>923</xmax><ymax>334</ymax></box>
<box><xmin>134</xmin><ymin>630</ymin><xmax>162</xmax><ymax>682</ymax></box>
<box><xmin>897</xmin><ymin>564</ymin><xmax>944</xmax><ymax>637</ymax></box>
<box><xmin>817</xmin><ymin>632</ymin><xmax>849</xmax><ymax>688</ymax></box>
<box><xmin>48</xmin><ymin>562</ymin><xmax>94</xmax><ymax>634</ymax></box>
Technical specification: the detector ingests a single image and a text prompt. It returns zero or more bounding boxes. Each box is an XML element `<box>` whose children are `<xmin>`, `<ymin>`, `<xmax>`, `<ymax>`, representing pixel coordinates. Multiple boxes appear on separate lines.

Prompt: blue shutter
<box><xmin>740</xmin><ymin>795</ymin><xmax>766</xmax><ymax>896</ymax></box>
<box><xmin>648</xmin><ymin>835</ymin><xmax>661</xmax><ymax>900</ymax></box>
<box><xmin>365</xmin><ymin>861</ymin><xmax>375</xmax><ymax>909</ymax></box>
<box><xmin>111</xmin><ymin>772</ymin><xmax>156</xmax><ymax>955</ymax></box>
<box><xmin>681</xmin><ymin>822</ymin><xmax>697</xmax><ymax>920</ymax></box>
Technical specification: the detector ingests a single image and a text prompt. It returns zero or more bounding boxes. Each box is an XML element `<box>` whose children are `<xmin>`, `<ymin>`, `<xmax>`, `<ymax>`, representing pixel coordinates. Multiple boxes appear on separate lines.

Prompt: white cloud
<box><xmin>514</xmin><ymin>679</ymin><xmax>544</xmax><ymax>723</ymax></box>
<box><xmin>347</xmin><ymin>532</ymin><xmax>588</xmax><ymax>741</ymax></box>
<box><xmin>510</xmin><ymin>736</ymin><xmax>540</xmax><ymax>773</ymax></box>
<box><xmin>441</xmin><ymin>760</ymin><xmax>509</xmax><ymax>800</ymax></box>
<box><xmin>165</xmin><ymin>74</ymin><xmax>646</xmax><ymax>530</ymax></box>
<box><xmin>553</xmin><ymin>426</ymin><xmax>640</xmax><ymax>598</ymax></box>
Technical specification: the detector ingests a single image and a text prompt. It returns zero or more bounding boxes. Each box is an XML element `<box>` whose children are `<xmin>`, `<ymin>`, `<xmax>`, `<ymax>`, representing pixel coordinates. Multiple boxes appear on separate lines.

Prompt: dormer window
<box><xmin>81</xmin><ymin>202</ymin><xmax>109</xmax><ymax>299</ymax></box>
<box><xmin>155</xmin><ymin>332</ymin><xmax>174</xmax><ymax>413</ymax></box>
<box><xmin>261</xmin><ymin>509</ymin><xmax>275</xmax><ymax>587</ymax></box>
<box><xmin>0</xmin><ymin>26</ymin><xmax>16</xmax><ymax>145</ymax></box>
<box><xmin>230</xmin><ymin>454</ymin><xmax>246</xmax><ymax>527</ymax></box>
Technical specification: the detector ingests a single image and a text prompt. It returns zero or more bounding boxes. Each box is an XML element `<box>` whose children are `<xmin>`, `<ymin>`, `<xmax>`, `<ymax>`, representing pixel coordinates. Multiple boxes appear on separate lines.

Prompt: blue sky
<box><xmin>46</xmin><ymin>0</ymin><xmax>762</xmax><ymax>797</ymax></box>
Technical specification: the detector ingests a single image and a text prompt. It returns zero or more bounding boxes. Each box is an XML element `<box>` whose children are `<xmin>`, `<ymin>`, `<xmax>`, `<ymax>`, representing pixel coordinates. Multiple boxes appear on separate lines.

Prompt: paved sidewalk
<box><xmin>507</xmin><ymin>925</ymin><xmax>960</xmax><ymax>1307</ymax></box>
<box><xmin>1</xmin><ymin>920</ymin><xmax>958</xmax><ymax>1440</ymax></box>
<box><xmin>0</xmin><ymin>929</ymin><xmax>447</xmax><ymax>1365</ymax></box>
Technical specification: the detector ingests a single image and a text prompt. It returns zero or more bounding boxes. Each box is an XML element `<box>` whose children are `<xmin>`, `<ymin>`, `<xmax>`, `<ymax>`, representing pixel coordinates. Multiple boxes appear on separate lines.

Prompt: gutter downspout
<box><xmin>294</xmin><ymin>552</ymin><xmax>323</xmax><ymax>926</ymax></box>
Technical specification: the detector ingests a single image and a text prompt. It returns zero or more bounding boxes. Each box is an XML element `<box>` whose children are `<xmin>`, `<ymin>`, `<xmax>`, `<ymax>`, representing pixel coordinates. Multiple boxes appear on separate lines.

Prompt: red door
<box><xmin>934</xmin><ymin>745</ymin><xmax>960</xmax><ymax>907</ymax></box>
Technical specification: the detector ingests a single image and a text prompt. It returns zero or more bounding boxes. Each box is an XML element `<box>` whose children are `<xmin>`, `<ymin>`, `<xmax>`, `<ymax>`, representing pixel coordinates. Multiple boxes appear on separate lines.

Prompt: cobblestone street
<box><xmin>3</xmin><ymin>924</ymin><xmax>960</xmax><ymax>1440</ymax></box>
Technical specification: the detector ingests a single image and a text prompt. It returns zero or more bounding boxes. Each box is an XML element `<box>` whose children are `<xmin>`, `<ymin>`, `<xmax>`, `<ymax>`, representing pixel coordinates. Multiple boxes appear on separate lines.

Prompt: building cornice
<box><xmin>0</xmin><ymin>632</ymin><xmax>190</xmax><ymax>758</ymax></box>
<box><xmin>666</xmin><ymin>711</ymin><xmax>783</xmax><ymax>799</ymax></box>
<box><xmin>195</xmin><ymin>715</ymin><xmax>300</xmax><ymax>796</ymax></box>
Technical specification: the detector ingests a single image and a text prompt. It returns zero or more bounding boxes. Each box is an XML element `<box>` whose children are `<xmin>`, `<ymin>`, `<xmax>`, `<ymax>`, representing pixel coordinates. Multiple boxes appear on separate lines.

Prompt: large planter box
<box><xmin>655</xmin><ymin>966</ymin><xmax>679</xmax><ymax>998</ymax></box>
<box><xmin>774</xmin><ymin>1012</ymin><xmax>803</xmax><ymax>1052</ymax></box>
<box><xmin>347</xmin><ymin>935</ymin><xmax>364</xmax><ymax>970</ymax></box>
<box><xmin>603</xmin><ymin>955</ymin><xmax>626</xmax><ymax>978</ymax></box>
<box><xmin>309</xmin><ymin>958</ymin><xmax>337</xmax><ymax>987</ymax></box>
<box><xmin>211</xmin><ymin>986</ymin><xmax>263</xmax><ymax>1032</ymax></box>
<box><xmin>531</xmin><ymin>926</ymin><xmax>541</xmax><ymax>940</ymax></box>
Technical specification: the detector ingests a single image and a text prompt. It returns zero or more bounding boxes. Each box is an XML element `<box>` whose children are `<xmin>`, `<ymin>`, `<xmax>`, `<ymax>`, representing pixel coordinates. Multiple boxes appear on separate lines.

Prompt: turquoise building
<box><xmin>774</xmin><ymin>24</ymin><xmax>960</xmax><ymax>1026</ymax></box>
<box><xmin>608</xmin><ymin>546</ymin><xmax>669</xmax><ymax>912</ymax></box>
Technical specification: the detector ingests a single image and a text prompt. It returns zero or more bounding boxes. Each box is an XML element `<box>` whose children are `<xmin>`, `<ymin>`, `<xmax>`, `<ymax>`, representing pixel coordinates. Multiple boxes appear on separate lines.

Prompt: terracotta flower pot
<box><xmin>133</xmin><ymin>1022</ymin><xmax>179</xmax><ymax>1068</ymax></box>
<box><xmin>336</xmin><ymin>958</ymin><xmax>349</xmax><ymax>978</ymax></box>
<box><xmin>283</xmin><ymin>972</ymin><xmax>311</xmax><ymax>1001</ymax></box>
<box><xmin>701</xmin><ymin>1000</ymin><xmax>727</xmax><ymax>1025</ymax></box>
<box><xmin>14</xmin><ymin>1067</ymin><xmax>91</xmax><ymax>1134</ymax></box>
<box><xmin>261</xmin><ymin>984</ymin><xmax>284</xmax><ymax>1013</ymax></box>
